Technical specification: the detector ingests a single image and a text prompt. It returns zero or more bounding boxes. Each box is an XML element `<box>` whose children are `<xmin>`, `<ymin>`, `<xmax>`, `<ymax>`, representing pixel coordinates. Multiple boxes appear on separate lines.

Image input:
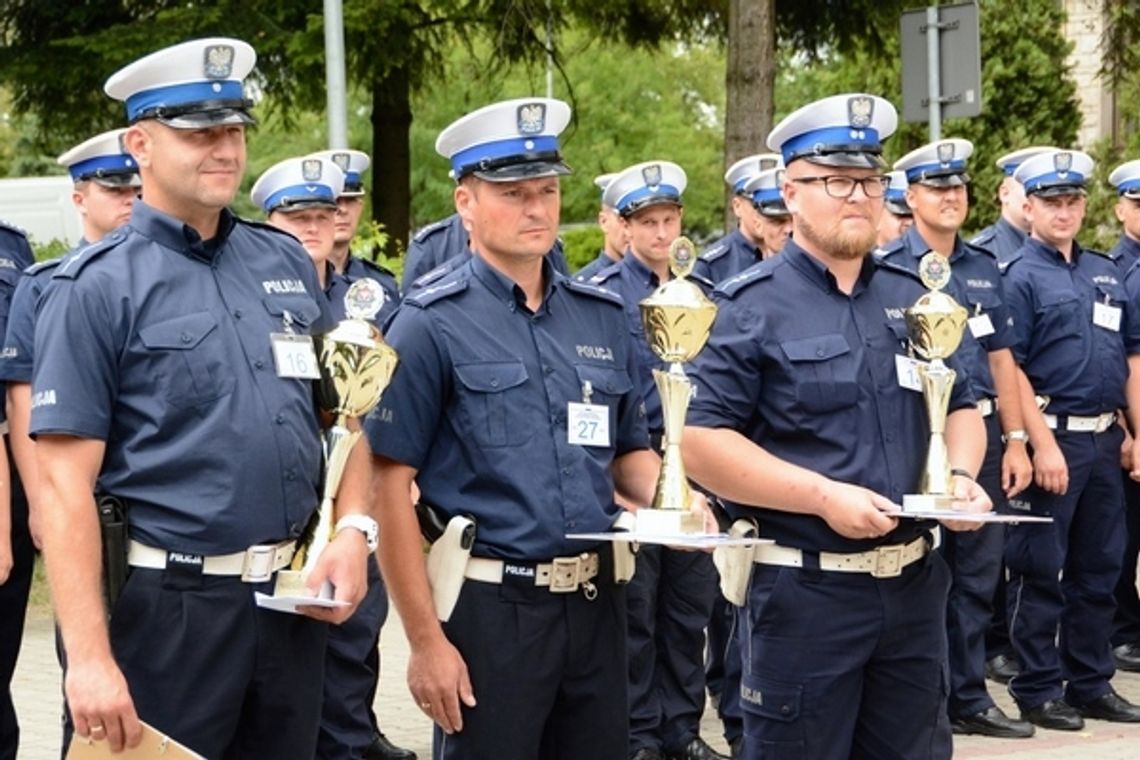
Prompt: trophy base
<box><xmin>635</xmin><ymin>507</ymin><xmax>704</xmax><ymax>536</ymax></box>
<box><xmin>901</xmin><ymin>493</ymin><xmax>956</xmax><ymax>513</ymax></box>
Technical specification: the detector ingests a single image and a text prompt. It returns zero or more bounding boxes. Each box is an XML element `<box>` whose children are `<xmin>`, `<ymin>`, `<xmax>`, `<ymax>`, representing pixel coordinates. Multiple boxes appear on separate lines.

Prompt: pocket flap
<box><xmin>575</xmin><ymin>364</ymin><xmax>634</xmax><ymax>395</ymax></box>
<box><xmin>261</xmin><ymin>296</ymin><xmax>321</xmax><ymax>328</ymax></box>
<box><xmin>739</xmin><ymin>673</ymin><xmax>803</xmax><ymax>722</ymax></box>
<box><xmin>779</xmin><ymin>334</ymin><xmax>850</xmax><ymax>363</ymax></box>
<box><xmin>454</xmin><ymin>360</ymin><xmax>529</xmax><ymax>393</ymax></box>
<box><xmin>138</xmin><ymin>312</ymin><xmax>218</xmax><ymax>350</ymax></box>
<box><xmin>1038</xmin><ymin>289</ymin><xmax>1079</xmax><ymax>309</ymax></box>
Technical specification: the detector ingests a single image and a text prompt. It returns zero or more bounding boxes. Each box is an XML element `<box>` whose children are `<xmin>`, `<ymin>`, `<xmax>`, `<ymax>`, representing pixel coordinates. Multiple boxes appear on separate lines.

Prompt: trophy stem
<box><xmin>917</xmin><ymin>359</ymin><xmax>955</xmax><ymax>498</ymax></box>
<box><xmin>650</xmin><ymin>363</ymin><xmax>694</xmax><ymax>513</ymax></box>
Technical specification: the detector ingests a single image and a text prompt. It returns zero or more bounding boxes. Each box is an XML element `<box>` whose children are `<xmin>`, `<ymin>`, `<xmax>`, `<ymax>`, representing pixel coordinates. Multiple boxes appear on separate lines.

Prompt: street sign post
<box><xmin>901</xmin><ymin>2</ymin><xmax>982</xmax><ymax>139</ymax></box>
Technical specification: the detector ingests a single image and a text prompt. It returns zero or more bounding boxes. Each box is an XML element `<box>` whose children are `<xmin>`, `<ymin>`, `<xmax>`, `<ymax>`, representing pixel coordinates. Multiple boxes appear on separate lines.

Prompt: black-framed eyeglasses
<box><xmin>790</xmin><ymin>175</ymin><xmax>891</xmax><ymax>199</ymax></box>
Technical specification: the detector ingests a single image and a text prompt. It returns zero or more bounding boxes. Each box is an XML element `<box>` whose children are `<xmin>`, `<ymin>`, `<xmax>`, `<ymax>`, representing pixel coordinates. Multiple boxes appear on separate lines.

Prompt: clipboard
<box><xmin>66</xmin><ymin>720</ymin><xmax>206</xmax><ymax>760</ymax></box>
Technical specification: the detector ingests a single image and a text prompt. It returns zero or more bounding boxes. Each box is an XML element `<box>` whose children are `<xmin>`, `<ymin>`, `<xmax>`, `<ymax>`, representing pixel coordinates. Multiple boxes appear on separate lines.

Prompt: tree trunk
<box><xmin>723</xmin><ymin>0</ymin><xmax>777</xmax><ymax>232</ymax></box>
<box><xmin>371</xmin><ymin>62</ymin><xmax>412</xmax><ymax>258</ymax></box>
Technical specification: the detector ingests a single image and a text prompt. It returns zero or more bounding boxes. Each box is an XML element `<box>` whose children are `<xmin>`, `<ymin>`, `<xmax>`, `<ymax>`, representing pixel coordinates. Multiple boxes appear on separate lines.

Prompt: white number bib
<box><xmin>567</xmin><ymin>402</ymin><xmax>611</xmax><ymax>447</ymax></box>
<box><xmin>895</xmin><ymin>354</ymin><xmax>926</xmax><ymax>393</ymax></box>
<box><xmin>270</xmin><ymin>333</ymin><xmax>321</xmax><ymax>379</ymax></box>
<box><xmin>967</xmin><ymin>313</ymin><xmax>995</xmax><ymax>338</ymax></box>
<box><xmin>1093</xmin><ymin>302</ymin><xmax>1122</xmax><ymax>332</ymax></box>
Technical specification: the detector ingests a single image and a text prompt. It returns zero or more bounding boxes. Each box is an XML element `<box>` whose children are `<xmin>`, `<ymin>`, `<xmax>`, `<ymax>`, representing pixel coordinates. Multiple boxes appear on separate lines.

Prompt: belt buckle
<box><xmin>549</xmin><ymin>555</ymin><xmax>582</xmax><ymax>593</ymax></box>
<box><xmin>241</xmin><ymin>544</ymin><xmax>277</xmax><ymax>583</ymax></box>
<box><xmin>871</xmin><ymin>545</ymin><xmax>903</xmax><ymax>579</ymax></box>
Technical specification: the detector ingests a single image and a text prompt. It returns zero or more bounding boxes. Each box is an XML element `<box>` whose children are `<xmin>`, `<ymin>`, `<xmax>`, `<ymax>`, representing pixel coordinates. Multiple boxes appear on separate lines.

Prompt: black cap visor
<box><xmin>270</xmin><ymin>198</ymin><xmax>338</xmax><ymax>214</ymax></box>
<box><xmin>1029</xmin><ymin>182</ymin><xmax>1087</xmax><ymax>199</ymax></box>
<box><xmin>82</xmin><ymin>171</ymin><xmax>141</xmax><ymax>189</ymax></box>
<box><xmin>885</xmin><ymin>198</ymin><xmax>913</xmax><ymax>216</ymax></box>
<box><xmin>621</xmin><ymin>196</ymin><xmax>683</xmax><ymax>219</ymax></box>
<box><xmin>135</xmin><ymin>98</ymin><xmax>257</xmax><ymax>129</ymax></box>
<box><xmin>469</xmin><ymin>158</ymin><xmax>572</xmax><ymax>183</ymax></box>
<box><xmin>914</xmin><ymin>170</ymin><xmax>970</xmax><ymax>188</ymax></box>
<box><xmin>788</xmin><ymin>146</ymin><xmax>886</xmax><ymax>170</ymax></box>
<box><xmin>756</xmin><ymin>201</ymin><xmax>790</xmax><ymax>218</ymax></box>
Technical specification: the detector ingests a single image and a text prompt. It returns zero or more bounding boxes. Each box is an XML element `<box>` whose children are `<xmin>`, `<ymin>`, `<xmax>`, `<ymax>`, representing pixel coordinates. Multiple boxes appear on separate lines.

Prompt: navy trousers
<box><xmin>739</xmin><ymin>547</ymin><xmax>952</xmax><ymax>760</ymax></box>
<box><xmin>317</xmin><ymin>555</ymin><xmax>390</xmax><ymax>760</ymax></box>
<box><xmin>1006</xmin><ymin>426</ymin><xmax>1125</xmax><ymax>709</ymax></box>
<box><xmin>627</xmin><ymin>546</ymin><xmax>718</xmax><ymax>754</ymax></box>
<box><xmin>109</xmin><ymin>568</ymin><xmax>327</xmax><ymax>759</ymax></box>
<box><xmin>435</xmin><ymin>569</ymin><xmax>628</xmax><ymax>760</ymax></box>
<box><xmin>940</xmin><ymin>415</ymin><xmax>1005</xmax><ymax>718</ymax></box>
<box><xmin>706</xmin><ymin>594</ymin><xmax>744</xmax><ymax>745</ymax></box>
<box><xmin>1111</xmin><ymin>474</ymin><xmax>1140</xmax><ymax>646</ymax></box>
<box><xmin>0</xmin><ymin>465</ymin><xmax>30</xmax><ymax>760</ymax></box>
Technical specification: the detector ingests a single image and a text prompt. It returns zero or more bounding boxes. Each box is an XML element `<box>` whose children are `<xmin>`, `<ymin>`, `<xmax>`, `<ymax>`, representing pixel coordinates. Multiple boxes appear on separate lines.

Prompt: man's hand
<box><xmin>817</xmin><ymin>481</ymin><xmax>900</xmax><ymax>540</ymax></box>
<box><xmin>408</xmin><ymin>634</ymin><xmax>477</xmax><ymax>735</ymax></box>
<box><xmin>65</xmin><ymin>654</ymin><xmax>142</xmax><ymax>753</ymax></box>
<box><xmin>1001</xmin><ymin>442</ymin><xmax>1033</xmax><ymax>498</ymax></box>
<box><xmin>940</xmin><ymin>474</ymin><xmax>993</xmax><ymax>533</ymax></box>
<box><xmin>1123</xmin><ymin>427</ymin><xmax>1134</xmax><ymax>471</ymax></box>
<box><xmin>299</xmin><ymin>528</ymin><xmax>370</xmax><ymax>624</ymax></box>
<box><xmin>1033</xmin><ymin>439</ymin><xmax>1068</xmax><ymax>494</ymax></box>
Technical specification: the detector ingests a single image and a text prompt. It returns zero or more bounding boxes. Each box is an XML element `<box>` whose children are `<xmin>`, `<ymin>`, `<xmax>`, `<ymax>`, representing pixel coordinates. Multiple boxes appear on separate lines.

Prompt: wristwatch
<box><xmin>335</xmin><ymin>514</ymin><xmax>379</xmax><ymax>552</ymax></box>
<box><xmin>1002</xmin><ymin>429</ymin><xmax>1029</xmax><ymax>444</ymax></box>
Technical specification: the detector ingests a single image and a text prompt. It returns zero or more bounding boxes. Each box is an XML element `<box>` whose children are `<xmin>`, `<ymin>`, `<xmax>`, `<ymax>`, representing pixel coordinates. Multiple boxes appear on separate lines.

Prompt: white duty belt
<box><xmin>752</xmin><ymin>535</ymin><xmax>929</xmax><ymax>579</ymax></box>
<box><xmin>465</xmin><ymin>552</ymin><xmax>600</xmax><ymax>594</ymax></box>
<box><xmin>1042</xmin><ymin>412</ymin><xmax>1115</xmax><ymax>434</ymax></box>
<box><xmin>128</xmin><ymin>539</ymin><xmax>296</xmax><ymax>583</ymax></box>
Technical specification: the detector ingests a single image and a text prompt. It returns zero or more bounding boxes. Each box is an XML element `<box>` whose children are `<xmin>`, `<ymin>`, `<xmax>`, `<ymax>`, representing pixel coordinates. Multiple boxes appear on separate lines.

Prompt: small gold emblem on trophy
<box><xmin>273</xmin><ymin>279</ymin><xmax>399</xmax><ymax>598</ymax></box>
<box><xmin>636</xmin><ymin>236</ymin><xmax>718</xmax><ymax>534</ymax></box>
<box><xmin>902</xmin><ymin>252</ymin><xmax>969</xmax><ymax>513</ymax></box>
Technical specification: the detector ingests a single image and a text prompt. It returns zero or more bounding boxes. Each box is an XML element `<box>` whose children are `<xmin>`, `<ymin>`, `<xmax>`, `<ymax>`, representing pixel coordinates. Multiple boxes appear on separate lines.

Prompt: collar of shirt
<box><xmin>997</xmin><ymin>216</ymin><xmax>1027</xmax><ymax>243</ymax></box>
<box><xmin>1118</xmin><ymin>233</ymin><xmax>1140</xmax><ymax>261</ymax></box>
<box><xmin>620</xmin><ymin>250</ymin><xmax>660</xmax><ymax>289</ymax></box>
<box><xmin>783</xmin><ymin>239</ymin><xmax>875</xmax><ymax>296</ymax></box>
<box><xmin>130</xmin><ymin>201</ymin><xmax>236</xmax><ymax>262</ymax></box>
<box><xmin>1025</xmin><ymin>235</ymin><xmax>1083</xmax><ymax>266</ymax></box>
<box><xmin>470</xmin><ymin>251</ymin><xmax>557</xmax><ymax>315</ymax></box>
<box><xmin>729</xmin><ymin>227</ymin><xmax>761</xmax><ymax>258</ymax></box>
<box><xmin>903</xmin><ymin>224</ymin><xmax>967</xmax><ymax>264</ymax></box>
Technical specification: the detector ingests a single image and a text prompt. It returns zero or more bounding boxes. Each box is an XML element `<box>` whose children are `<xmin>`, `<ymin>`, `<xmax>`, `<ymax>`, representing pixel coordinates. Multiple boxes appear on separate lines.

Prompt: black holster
<box><xmin>97</xmin><ymin>494</ymin><xmax>129</xmax><ymax>608</ymax></box>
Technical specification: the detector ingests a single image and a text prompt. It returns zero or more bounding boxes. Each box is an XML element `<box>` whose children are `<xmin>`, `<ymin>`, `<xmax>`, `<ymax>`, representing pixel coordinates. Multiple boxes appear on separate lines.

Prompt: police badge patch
<box><xmin>204</xmin><ymin>45</ymin><xmax>235</xmax><ymax>79</ymax></box>
<box><xmin>848</xmin><ymin>96</ymin><xmax>873</xmax><ymax>128</ymax></box>
<box><xmin>517</xmin><ymin>103</ymin><xmax>546</xmax><ymax>135</ymax></box>
<box><xmin>937</xmin><ymin>142</ymin><xmax>955</xmax><ymax>165</ymax></box>
<box><xmin>1054</xmin><ymin>152</ymin><xmax>1072</xmax><ymax>176</ymax></box>
<box><xmin>302</xmin><ymin>159</ymin><xmax>322</xmax><ymax>182</ymax></box>
<box><xmin>642</xmin><ymin>164</ymin><xmax>663</xmax><ymax>188</ymax></box>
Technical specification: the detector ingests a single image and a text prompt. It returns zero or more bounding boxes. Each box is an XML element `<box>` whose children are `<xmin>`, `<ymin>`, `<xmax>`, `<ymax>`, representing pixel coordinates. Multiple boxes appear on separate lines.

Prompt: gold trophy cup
<box><xmin>273</xmin><ymin>278</ymin><xmax>399</xmax><ymax>598</ymax></box>
<box><xmin>902</xmin><ymin>252</ymin><xmax>969</xmax><ymax>513</ymax></box>
<box><xmin>637</xmin><ymin>236</ymin><xmax>718</xmax><ymax>534</ymax></box>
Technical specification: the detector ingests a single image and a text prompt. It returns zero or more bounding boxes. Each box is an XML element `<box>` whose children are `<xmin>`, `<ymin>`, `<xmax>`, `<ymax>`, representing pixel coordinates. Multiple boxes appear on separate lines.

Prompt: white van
<box><xmin>0</xmin><ymin>175</ymin><xmax>81</xmax><ymax>249</ymax></box>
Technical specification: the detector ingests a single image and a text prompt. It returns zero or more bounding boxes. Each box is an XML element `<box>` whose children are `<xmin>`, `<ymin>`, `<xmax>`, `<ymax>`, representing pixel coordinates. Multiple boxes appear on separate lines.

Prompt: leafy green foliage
<box><xmin>561</xmin><ymin>225</ymin><xmax>604</xmax><ymax>272</ymax></box>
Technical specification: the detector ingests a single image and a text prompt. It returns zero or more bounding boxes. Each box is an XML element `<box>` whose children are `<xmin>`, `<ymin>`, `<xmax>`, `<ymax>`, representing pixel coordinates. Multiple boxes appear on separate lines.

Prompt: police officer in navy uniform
<box><xmin>682</xmin><ymin>93</ymin><xmax>992</xmax><ymax>759</ymax></box>
<box><xmin>694</xmin><ymin>154</ymin><xmax>787</xmax><ymax>286</ymax></box>
<box><xmin>1002</xmin><ymin>149</ymin><xmax>1140</xmax><ymax>730</ymax></box>
<box><xmin>591</xmin><ymin>161</ymin><xmax>726</xmax><ymax>760</ymax></box>
<box><xmin>0</xmin><ymin>130</ymin><xmax>141</xmax><ymax>755</ymax></box>
<box><xmin>309</xmin><ymin>149</ymin><xmax>401</xmax><ymax>325</ymax></box>
<box><xmin>970</xmin><ymin>147</ymin><xmax>1051</xmax><ymax>271</ymax></box>
<box><xmin>876</xmin><ymin>170</ymin><xmax>913</xmax><ymax>246</ymax></box>
<box><xmin>573</xmin><ymin>172</ymin><xmax>626</xmax><ymax>282</ymax></box>
<box><xmin>1108</xmin><ymin>160</ymin><xmax>1140</xmax><ymax>675</ymax></box>
<box><xmin>368</xmin><ymin>97</ymin><xmax>676</xmax><ymax>759</ymax></box>
<box><xmin>879</xmin><ymin>139</ymin><xmax>1035</xmax><ymax>739</ymax></box>
<box><xmin>0</xmin><ymin>219</ymin><xmax>31</xmax><ymax>760</ymax></box>
<box><xmin>32</xmin><ymin>38</ymin><xmax>375</xmax><ymax>757</ymax></box>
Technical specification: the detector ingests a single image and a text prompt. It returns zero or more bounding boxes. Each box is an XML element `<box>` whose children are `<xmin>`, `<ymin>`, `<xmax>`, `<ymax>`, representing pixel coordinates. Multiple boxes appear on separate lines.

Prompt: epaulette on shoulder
<box><xmin>1088</xmin><ymin>247</ymin><xmax>1115</xmax><ymax>261</ymax></box>
<box><xmin>240</xmin><ymin>218</ymin><xmax>303</xmax><ymax>242</ymax></box>
<box><xmin>588</xmin><ymin>262</ymin><xmax>622</xmax><ymax>285</ymax></box>
<box><xmin>998</xmin><ymin>250</ymin><xmax>1022</xmax><ymax>274</ymax></box>
<box><xmin>698</xmin><ymin>242</ymin><xmax>729</xmax><ymax>263</ymax></box>
<box><xmin>0</xmin><ymin>219</ymin><xmax>28</xmax><ymax>238</ymax></box>
<box><xmin>403</xmin><ymin>268</ymin><xmax>469</xmax><ymax>308</ymax></box>
<box><xmin>354</xmin><ymin>256</ymin><xmax>397</xmax><ymax>279</ymax></box>
<box><xmin>413</xmin><ymin>218</ymin><xmax>449</xmax><ymax>243</ymax></box>
<box><xmin>873</xmin><ymin>253</ymin><xmax>922</xmax><ymax>281</ymax></box>
<box><xmin>411</xmin><ymin>263</ymin><xmax>454</xmax><ymax>290</ymax></box>
<box><xmin>52</xmin><ymin>231</ymin><xmax>128</xmax><ymax>280</ymax></box>
<box><xmin>25</xmin><ymin>256</ymin><xmax>62</xmax><ymax>276</ymax></box>
<box><xmin>969</xmin><ymin>227</ymin><xmax>996</xmax><ymax>247</ymax></box>
<box><xmin>563</xmin><ymin>276</ymin><xmax>624</xmax><ymax>307</ymax></box>
<box><xmin>872</xmin><ymin>237</ymin><xmax>906</xmax><ymax>261</ymax></box>
<box><xmin>689</xmin><ymin>271</ymin><xmax>716</xmax><ymax>291</ymax></box>
<box><xmin>962</xmin><ymin>239</ymin><xmax>998</xmax><ymax>261</ymax></box>
<box><xmin>716</xmin><ymin>259</ymin><xmax>775</xmax><ymax>298</ymax></box>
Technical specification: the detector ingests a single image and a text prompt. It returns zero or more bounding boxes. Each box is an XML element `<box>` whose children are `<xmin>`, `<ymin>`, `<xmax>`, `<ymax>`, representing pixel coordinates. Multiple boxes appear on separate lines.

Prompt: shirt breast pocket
<box><xmin>779</xmin><ymin>334</ymin><xmax>859</xmax><ymax>414</ymax></box>
<box><xmin>453</xmin><ymin>360</ymin><xmax>531</xmax><ymax>448</ymax></box>
<box><xmin>574</xmin><ymin>362</ymin><xmax>634</xmax><ymax>433</ymax></box>
<box><xmin>138</xmin><ymin>311</ymin><xmax>236</xmax><ymax>409</ymax></box>
<box><xmin>1035</xmin><ymin>290</ymin><xmax>1083</xmax><ymax>339</ymax></box>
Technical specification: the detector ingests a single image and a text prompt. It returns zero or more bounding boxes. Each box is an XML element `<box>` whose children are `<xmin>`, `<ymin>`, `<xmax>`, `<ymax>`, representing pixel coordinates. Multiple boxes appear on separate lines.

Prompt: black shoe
<box><xmin>1020</xmin><ymin>699</ymin><xmax>1084</xmax><ymax>731</ymax></box>
<box><xmin>985</xmin><ymin>654</ymin><xmax>1020</xmax><ymax>684</ymax></box>
<box><xmin>1074</xmin><ymin>690</ymin><xmax>1140</xmax><ymax>723</ymax></box>
<box><xmin>666</xmin><ymin>737</ymin><xmax>731</xmax><ymax>760</ymax></box>
<box><xmin>950</xmin><ymin>705</ymin><xmax>1035</xmax><ymax>738</ymax></box>
<box><xmin>630</xmin><ymin>750</ymin><xmax>664</xmax><ymax>760</ymax></box>
<box><xmin>363</xmin><ymin>732</ymin><xmax>417</xmax><ymax>760</ymax></box>
<box><xmin>1113</xmin><ymin>643</ymin><xmax>1140</xmax><ymax>673</ymax></box>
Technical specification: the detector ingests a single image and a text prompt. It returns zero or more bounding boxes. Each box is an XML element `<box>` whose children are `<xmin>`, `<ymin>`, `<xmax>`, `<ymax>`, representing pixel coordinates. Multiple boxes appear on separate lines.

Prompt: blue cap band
<box><xmin>1002</xmin><ymin>163</ymin><xmax>1023</xmax><ymax>176</ymax></box>
<box><xmin>733</xmin><ymin>177</ymin><xmax>753</xmax><ymax>194</ymax></box>
<box><xmin>68</xmin><ymin>154</ymin><xmax>136</xmax><ymax>182</ymax></box>
<box><xmin>450</xmin><ymin>135</ymin><xmax>560</xmax><ymax>177</ymax></box>
<box><xmin>616</xmin><ymin>184</ymin><xmax>682</xmax><ymax>214</ymax></box>
<box><xmin>750</xmin><ymin>187</ymin><xmax>783</xmax><ymax>205</ymax></box>
<box><xmin>263</xmin><ymin>183</ymin><xmax>337</xmax><ymax>212</ymax></box>
<box><xmin>126</xmin><ymin>80</ymin><xmax>245</xmax><ymax>121</ymax></box>
<box><xmin>1024</xmin><ymin>171</ymin><xmax>1087</xmax><ymax>194</ymax></box>
<box><xmin>779</xmin><ymin>126</ymin><xmax>881</xmax><ymax>165</ymax></box>
<box><xmin>1118</xmin><ymin>178</ymin><xmax>1140</xmax><ymax>195</ymax></box>
<box><xmin>904</xmin><ymin>159</ymin><xmax>967</xmax><ymax>183</ymax></box>
<box><xmin>886</xmin><ymin>188</ymin><xmax>907</xmax><ymax>203</ymax></box>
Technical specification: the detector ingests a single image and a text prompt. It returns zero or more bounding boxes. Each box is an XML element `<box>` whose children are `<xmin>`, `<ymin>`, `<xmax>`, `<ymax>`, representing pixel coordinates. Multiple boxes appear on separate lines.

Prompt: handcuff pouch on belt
<box><xmin>97</xmin><ymin>493</ymin><xmax>129</xmax><ymax>609</ymax></box>
<box><xmin>417</xmin><ymin>501</ymin><xmax>475</xmax><ymax>622</ymax></box>
<box><xmin>713</xmin><ymin>516</ymin><xmax>758</xmax><ymax>607</ymax></box>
